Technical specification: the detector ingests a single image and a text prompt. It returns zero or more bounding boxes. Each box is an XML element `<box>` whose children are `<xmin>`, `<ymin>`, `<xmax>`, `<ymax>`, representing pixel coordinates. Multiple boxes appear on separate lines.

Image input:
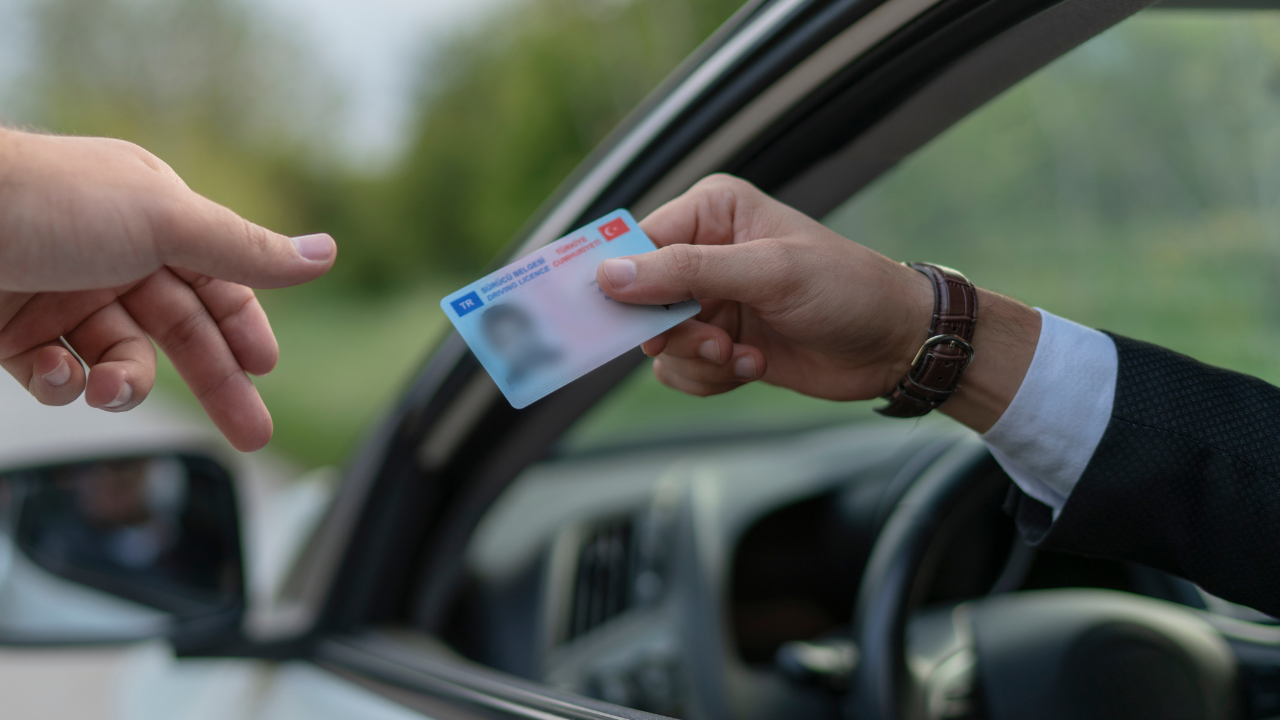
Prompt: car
<box><xmin>4</xmin><ymin>0</ymin><xmax>1280</xmax><ymax>718</ymax></box>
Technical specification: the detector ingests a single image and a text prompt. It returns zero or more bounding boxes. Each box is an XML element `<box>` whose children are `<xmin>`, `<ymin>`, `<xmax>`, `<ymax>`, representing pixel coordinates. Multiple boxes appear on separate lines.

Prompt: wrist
<box><xmin>938</xmin><ymin>289</ymin><xmax>1040</xmax><ymax>432</ymax></box>
<box><xmin>879</xmin><ymin>263</ymin><xmax>937</xmax><ymax>392</ymax></box>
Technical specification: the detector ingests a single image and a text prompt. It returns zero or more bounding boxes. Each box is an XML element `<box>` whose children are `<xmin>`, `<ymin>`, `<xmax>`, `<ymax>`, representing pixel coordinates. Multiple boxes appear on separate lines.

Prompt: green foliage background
<box><xmin>571</xmin><ymin>11</ymin><xmax>1280</xmax><ymax>451</ymax></box>
<box><xmin>828</xmin><ymin>13</ymin><xmax>1280</xmax><ymax>383</ymax></box>
<box><xmin>8</xmin><ymin>2</ymin><xmax>1280</xmax><ymax>467</ymax></box>
<box><xmin>3</xmin><ymin>0</ymin><xmax>745</xmax><ymax>467</ymax></box>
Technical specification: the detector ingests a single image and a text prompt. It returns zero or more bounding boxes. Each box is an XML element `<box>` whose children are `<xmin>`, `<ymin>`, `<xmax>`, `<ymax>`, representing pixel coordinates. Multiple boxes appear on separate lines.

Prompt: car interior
<box><xmin>8</xmin><ymin>0</ymin><xmax>1280</xmax><ymax>718</ymax></box>
<box><xmin>270</xmin><ymin>1</ymin><xmax>1280</xmax><ymax>719</ymax></box>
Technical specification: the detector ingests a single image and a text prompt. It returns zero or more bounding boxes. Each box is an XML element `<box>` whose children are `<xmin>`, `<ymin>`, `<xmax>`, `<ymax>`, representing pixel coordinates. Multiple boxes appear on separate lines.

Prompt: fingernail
<box><xmin>103</xmin><ymin>383</ymin><xmax>132</xmax><ymax>409</ymax></box>
<box><xmin>602</xmin><ymin>258</ymin><xmax>636</xmax><ymax>288</ymax></box>
<box><xmin>292</xmin><ymin>233</ymin><xmax>335</xmax><ymax>262</ymax></box>
<box><xmin>699</xmin><ymin>339</ymin><xmax>721</xmax><ymax>363</ymax></box>
<box><xmin>42</xmin><ymin>359</ymin><xmax>71</xmax><ymax>387</ymax></box>
<box><xmin>734</xmin><ymin>356</ymin><xmax>757</xmax><ymax>379</ymax></box>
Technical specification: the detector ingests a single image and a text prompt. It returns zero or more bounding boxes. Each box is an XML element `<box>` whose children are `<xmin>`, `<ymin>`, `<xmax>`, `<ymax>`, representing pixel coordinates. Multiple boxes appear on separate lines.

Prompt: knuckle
<box><xmin>694</xmin><ymin>173</ymin><xmax>747</xmax><ymax>195</ymax></box>
<box><xmin>98</xmin><ymin>335</ymin><xmax>155</xmax><ymax>367</ymax></box>
<box><xmin>755</xmin><ymin>238</ymin><xmax>804</xmax><ymax>291</ymax></box>
<box><xmin>688</xmin><ymin>175</ymin><xmax>760</xmax><ymax>242</ymax></box>
<box><xmin>115</xmin><ymin>139</ymin><xmax>171</xmax><ymax>174</ymax></box>
<box><xmin>106</xmin><ymin>137</ymin><xmax>146</xmax><ymax>157</ymax></box>
<box><xmin>238</xmin><ymin>218</ymin><xmax>273</xmax><ymax>257</ymax></box>
<box><xmin>157</xmin><ymin>309</ymin><xmax>208</xmax><ymax>354</ymax></box>
<box><xmin>193</xmin><ymin>367</ymin><xmax>240</xmax><ymax>405</ymax></box>
<box><xmin>654</xmin><ymin>356</ymin><xmax>716</xmax><ymax>397</ymax></box>
<box><xmin>696</xmin><ymin>174</ymin><xmax>756</xmax><ymax>208</ymax></box>
<box><xmin>144</xmin><ymin>193</ymin><xmax>193</xmax><ymax>256</ymax></box>
<box><xmin>756</xmin><ymin>236</ymin><xmax>796</xmax><ymax>267</ymax></box>
<box><xmin>666</xmin><ymin>243</ymin><xmax>703</xmax><ymax>281</ymax></box>
<box><xmin>225</xmin><ymin>292</ymin><xmax>259</xmax><ymax>323</ymax></box>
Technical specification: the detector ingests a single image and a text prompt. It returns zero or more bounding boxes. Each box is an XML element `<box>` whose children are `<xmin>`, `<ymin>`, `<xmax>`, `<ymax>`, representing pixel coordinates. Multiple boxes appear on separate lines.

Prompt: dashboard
<box><xmin>442</xmin><ymin>420</ymin><xmax>1211</xmax><ymax>719</ymax></box>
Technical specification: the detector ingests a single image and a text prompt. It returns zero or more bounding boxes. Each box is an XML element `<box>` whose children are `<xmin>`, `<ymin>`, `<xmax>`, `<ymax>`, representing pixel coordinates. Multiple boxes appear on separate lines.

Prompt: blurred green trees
<box><xmin>17</xmin><ymin>0</ymin><xmax>340</xmax><ymax>238</ymax></box>
<box><xmin>827</xmin><ymin>12</ymin><xmax>1280</xmax><ymax>385</ymax></box>
<box><xmin>10</xmin><ymin>0</ymin><xmax>744</xmax><ymax>291</ymax></box>
<box><xmin>3</xmin><ymin>0</ymin><xmax>746</xmax><ymax>465</ymax></box>
<box><xmin>22</xmin><ymin>0</ymin><xmax>1280</xmax><ymax>467</ymax></box>
<box><xmin>339</xmin><ymin>0</ymin><xmax>745</xmax><ymax>285</ymax></box>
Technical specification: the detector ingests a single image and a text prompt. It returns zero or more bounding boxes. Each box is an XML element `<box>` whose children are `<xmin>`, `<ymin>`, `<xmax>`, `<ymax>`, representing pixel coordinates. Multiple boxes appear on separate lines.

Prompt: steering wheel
<box><xmin>845</xmin><ymin>436</ymin><xmax>1240</xmax><ymax>720</ymax></box>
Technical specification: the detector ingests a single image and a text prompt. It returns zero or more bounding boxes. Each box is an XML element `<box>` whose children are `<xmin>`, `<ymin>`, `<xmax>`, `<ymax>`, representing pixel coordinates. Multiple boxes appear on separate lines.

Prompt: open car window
<box><xmin>438</xmin><ymin>6</ymin><xmax>1280</xmax><ymax>716</ymax></box>
<box><xmin>565</xmin><ymin>9</ymin><xmax>1280</xmax><ymax>456</ymax></box>
<box><xmin>828</xmin><ymin>8</ymin><xmax>1280</xmax><ymax>384</ymax></box>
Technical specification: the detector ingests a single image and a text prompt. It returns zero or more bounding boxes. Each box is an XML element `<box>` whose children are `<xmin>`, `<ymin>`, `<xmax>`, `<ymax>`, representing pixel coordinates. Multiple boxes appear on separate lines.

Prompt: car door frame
<box><xmin>209</xmin><ymin>0</ymin><xmax>1162</xmax><ymax>717</ymax></box>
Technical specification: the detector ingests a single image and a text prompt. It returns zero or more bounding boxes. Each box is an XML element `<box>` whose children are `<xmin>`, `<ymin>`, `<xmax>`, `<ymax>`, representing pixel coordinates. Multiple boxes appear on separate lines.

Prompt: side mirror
<box><xmin>0</xmin><ymin>453</ymin><xmax>244</xmax><ymax>646</ymax></box>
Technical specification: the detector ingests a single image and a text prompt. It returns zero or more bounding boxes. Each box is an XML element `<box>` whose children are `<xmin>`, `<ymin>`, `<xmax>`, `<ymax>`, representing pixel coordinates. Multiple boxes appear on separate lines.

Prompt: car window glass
<box><xmin>560</xmin><ymin>365</ymin><xmax>888</xmax><ymax>453</ymax></box>
<box><xmin>567</xmin><ymin>10</ymin><xmax>1280</xmax><ymax>452</ymax></box>
<box><xmin>447</xmin><ymin>9</ymin><xmax>1280</xmax><ymax>714</ymax></box>
<box><xmin>826</xmin><ymin>10</ymin><xmax>1280</xmax><ymax>384</ymax></box>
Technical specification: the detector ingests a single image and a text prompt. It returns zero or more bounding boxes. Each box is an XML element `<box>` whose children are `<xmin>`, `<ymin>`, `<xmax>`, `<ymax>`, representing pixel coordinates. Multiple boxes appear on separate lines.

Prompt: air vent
<box><xmin>567</xmin><ymin>519</ymin><xmax>634</xmax><ymax>641</ymax></box>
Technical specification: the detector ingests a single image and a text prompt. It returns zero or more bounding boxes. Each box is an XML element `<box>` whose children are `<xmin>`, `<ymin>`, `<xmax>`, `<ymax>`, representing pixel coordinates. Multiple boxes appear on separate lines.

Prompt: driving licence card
<box><xmin>441</xmin><ymin>210</ymin><xmax>701</xmax><ymax>409</ymax></box>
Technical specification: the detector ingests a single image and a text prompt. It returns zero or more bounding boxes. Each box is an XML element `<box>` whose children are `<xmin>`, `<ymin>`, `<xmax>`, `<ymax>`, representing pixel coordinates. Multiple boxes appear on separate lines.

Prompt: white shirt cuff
<box><xmin>981</xmin><ymin>308</ymin><xmax>1117</xmax><ymax>517</ymax></box>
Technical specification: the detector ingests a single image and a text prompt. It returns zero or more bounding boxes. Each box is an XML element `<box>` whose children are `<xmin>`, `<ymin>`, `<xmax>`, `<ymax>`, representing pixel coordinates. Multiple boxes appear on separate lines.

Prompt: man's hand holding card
<box><xmin>444</xmin><ymin>174</ymin><xmax>1035</xmax><ymax>436</ymax></box>
<box><xmin>441</xmin><ymin>209</ymin><xmax>699</xmax><ymax>408</ymax></box>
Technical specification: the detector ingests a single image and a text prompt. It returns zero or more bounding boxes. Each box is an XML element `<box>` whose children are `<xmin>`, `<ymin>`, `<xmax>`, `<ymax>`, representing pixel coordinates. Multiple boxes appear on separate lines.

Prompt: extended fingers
<box><xmin>120</xmin><ymin>269</ymin><xmax>272</xmax><ymax>452</ymax></box>
<box><xmin>169</xmin><ymin>269</ymin><xmax>278</xmax><ymax>375</ymax></box>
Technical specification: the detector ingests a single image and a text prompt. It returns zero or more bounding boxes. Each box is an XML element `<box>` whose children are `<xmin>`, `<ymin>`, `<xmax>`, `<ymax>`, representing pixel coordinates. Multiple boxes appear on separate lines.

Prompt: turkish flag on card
<box><xmin>599</xmin><ymin>217</ymin><xmax>630</xmax><ymax>241</ymax></box>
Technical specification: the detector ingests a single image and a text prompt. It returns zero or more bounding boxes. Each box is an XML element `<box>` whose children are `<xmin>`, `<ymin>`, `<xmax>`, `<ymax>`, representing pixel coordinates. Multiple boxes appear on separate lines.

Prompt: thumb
<box><xmin>597</xmin><ymin>239</ymin><xmax>791</xmax><ymax>306</ymax></box>
<box><xmin>158</xmin><ymin>194</ymin><xmax>336</xmax><ymax>288</ymax></box>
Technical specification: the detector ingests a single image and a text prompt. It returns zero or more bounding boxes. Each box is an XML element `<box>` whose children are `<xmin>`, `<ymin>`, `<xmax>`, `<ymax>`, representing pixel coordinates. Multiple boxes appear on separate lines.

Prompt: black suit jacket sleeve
<box><xmin>1009</xmin><ymin>333</ymin><xmax>1280</xmax><ymax>617</ymax></box>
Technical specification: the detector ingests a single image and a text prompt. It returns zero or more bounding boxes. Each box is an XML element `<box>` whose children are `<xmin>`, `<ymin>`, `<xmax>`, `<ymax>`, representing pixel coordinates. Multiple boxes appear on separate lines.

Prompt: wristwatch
<box><xmin>876</xmin><ymin>263</ymin><xmax>978</xmax><ymax>418</ymax></box>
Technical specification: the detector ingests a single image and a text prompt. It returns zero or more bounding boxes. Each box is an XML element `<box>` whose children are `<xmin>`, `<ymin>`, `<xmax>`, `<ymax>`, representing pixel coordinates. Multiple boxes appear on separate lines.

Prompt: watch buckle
<box><xmin>910</xmin><ymin>334</ymin><xmax>975</xmax><ymax>371</ymax></box>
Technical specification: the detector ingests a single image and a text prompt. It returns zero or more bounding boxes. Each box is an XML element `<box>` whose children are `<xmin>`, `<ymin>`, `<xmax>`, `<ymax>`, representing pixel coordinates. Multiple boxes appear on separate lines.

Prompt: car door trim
<box><xmin>319</xmin><ymin>634</ymin><xmax>671</xmax><ymax>720</ymax></box>
<box><xmin>634</xmin><ymin>0</ymin><xmax>947</xmax><ymax>217</ymax></box>
<box><xmin>775</xmin><ymin>0</ymin><xmax>1155</xmax><ymax>217</ymax></box>
<box><xmin>256</xmin><ymin>1</ymin><xmax>805</xmax><ymax>648</ymax></box>
<box><xmin>514</xmin><ymin>0</ymin><xmax>813</xmax><ymax>258</ymax></box>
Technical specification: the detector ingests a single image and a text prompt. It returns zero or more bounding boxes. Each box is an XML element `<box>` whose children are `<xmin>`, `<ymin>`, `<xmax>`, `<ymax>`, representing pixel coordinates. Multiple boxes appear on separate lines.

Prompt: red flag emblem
<box><xmin>599</xmin><ymin>217</ymin><xmax>630</xmax><ymax>241</ymax></box>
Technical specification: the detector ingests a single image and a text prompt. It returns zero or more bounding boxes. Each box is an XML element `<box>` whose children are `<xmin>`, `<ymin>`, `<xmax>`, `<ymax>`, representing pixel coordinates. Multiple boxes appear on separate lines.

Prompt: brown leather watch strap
<box><xmin>876</xmin><ymin>263</ymin><xmax>978</xmax><ymax>418</ymax></box>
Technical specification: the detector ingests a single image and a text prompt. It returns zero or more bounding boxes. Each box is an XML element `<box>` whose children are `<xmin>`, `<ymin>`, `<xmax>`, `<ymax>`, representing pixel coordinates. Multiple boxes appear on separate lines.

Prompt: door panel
<box><xmin>255</xmin><ymin>663</ymin><xmax>438</xmax><ymax>720</ymax></box>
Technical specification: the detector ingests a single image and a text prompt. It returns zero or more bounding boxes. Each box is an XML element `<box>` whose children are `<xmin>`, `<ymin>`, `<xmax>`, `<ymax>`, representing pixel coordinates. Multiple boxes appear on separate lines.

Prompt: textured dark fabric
<box><xmin>1012</xmin><ymin>333</ymin><xmax>1280</xmax><ymax>617</ymax></box>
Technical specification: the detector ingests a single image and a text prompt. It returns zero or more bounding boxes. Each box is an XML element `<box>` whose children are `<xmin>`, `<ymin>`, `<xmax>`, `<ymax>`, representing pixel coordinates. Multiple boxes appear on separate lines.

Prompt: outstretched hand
<box><xmin>596</xmin><ymin>175</ymin><xmax>1040</xmax><ymax>432</ymax></box>
<box><xmin>0</xmin><ymin>128</ymin><xmax>336</xmax><ymax>451</ymax></box>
